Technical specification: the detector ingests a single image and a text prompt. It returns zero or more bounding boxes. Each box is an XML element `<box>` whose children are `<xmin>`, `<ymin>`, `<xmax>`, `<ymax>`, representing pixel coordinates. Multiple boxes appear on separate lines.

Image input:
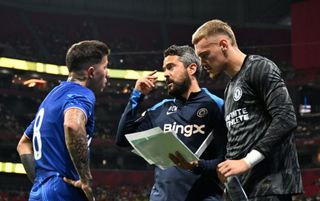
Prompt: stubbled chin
<box><xmin>167</xmin><ymin>85</ymin><xmax>174</xmax><ymax>92</ymax></box>
<box><xmin>98</xmin><ymin>85</ymin><xmax>105</xmax><ymax>92</ymax></box>
<box><xmin>209</xmin><ymin>71</ymin><xmax>220</xmax><ymax>79</ymax></box>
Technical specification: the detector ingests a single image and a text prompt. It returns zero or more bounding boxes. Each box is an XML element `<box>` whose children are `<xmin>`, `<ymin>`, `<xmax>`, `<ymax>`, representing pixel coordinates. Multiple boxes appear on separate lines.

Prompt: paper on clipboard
<box><xmin>125</xmin><ymin>127</ymin><xmax>199</xmax><ymax>169</ymax></box>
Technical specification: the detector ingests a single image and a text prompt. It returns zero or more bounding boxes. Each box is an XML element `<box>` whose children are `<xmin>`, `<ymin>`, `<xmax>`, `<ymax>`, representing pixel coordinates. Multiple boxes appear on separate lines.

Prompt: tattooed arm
<box><xmin>63</xmin><ymin>108</ymin><xmax>94</xmax><ymax>201</ymax></box>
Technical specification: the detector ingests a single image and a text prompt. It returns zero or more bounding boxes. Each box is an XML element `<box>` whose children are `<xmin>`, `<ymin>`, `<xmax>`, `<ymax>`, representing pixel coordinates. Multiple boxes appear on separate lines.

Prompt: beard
<box><xmin>87</xmin><ymin>77</ymin><xmax>105</xmax><ymax>93</ymax></box>
<box><xmin>166</xmin><ymin>72</ymin><xmax>191</xmax><ymax>98</ymax></box>
<box><xmin>208</xmin><ymin>70</ymin><xmax>222</xmax><ymax>79</ymax></box>
<box><xmin>207</xmin><ymin>64</ymin><xmax>225</xmax><ymax>79</ymax></box>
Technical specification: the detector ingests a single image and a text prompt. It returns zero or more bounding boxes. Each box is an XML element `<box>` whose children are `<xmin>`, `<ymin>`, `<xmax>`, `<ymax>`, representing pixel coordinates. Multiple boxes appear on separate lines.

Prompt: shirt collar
<box><xmin>175</xmin><ymin>89</ymin><xmax>202</xmax><ymax>103</ymax></box>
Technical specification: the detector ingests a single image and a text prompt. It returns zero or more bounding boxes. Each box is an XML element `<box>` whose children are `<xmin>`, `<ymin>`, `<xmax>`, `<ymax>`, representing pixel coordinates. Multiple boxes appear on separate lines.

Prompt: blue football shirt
<box><xmin>24</xmin><ymin>81</ymin><xmax>95</xmax><ymax>181</ymax></box>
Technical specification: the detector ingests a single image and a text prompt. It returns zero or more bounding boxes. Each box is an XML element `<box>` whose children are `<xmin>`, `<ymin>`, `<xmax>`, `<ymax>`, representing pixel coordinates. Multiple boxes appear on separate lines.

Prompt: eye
<box><xmin>199</xmin><ymin>51</ymin><xmax>210</xmax><ymax>60</ymax></box>
<box><xmin>202</xmin><ymin>53</ymin><xmax>209</xmax><ymax>60</ymax></box>
<box><xmin>165</xmin><ymin>64</ymin><xmax>174</xmax><ymax>71</ymax></box>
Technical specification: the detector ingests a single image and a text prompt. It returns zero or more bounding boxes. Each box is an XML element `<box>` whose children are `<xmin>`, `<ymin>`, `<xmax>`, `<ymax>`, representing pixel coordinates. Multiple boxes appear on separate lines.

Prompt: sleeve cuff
<box><xmin>130</xmin><ymin>89</ymin><xmax>144</xmax><ymax>109</ymax></box>
<box><xmin>243</xmin><ymin>149</ymin><xmax>265</xmax><ymax>168</ymax></box>
<box><xmin>192</xmin><ymin>158</ymin><xmax>222</xmax><ymax>174</ymax></box>
<box><xmin>192</xmin><ymin>159</ymin><xmax>205</xmax><ymax>174</ymax></box>
<box><xmin>63</xmin><ymin>106</ymin><xmax>88</xmax><ymax>121</ymax></box>
<box><xmin>24</xmin><ymin>133</ymin><xmax>31</xmax><ymax>140</ymax></box>
<box><xmin>131</xmin><ymin>89</ymin><xmax>144</xmax><ymax>99</ymax></box>
<box><xmin>132</xmin><ymin>88</ymin><xmax>141</xmax><ymax>95</ymax></box>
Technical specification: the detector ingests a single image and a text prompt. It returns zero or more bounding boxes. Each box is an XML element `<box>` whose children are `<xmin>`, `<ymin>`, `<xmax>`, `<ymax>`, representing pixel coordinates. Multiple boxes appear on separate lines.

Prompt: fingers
<box><xmin>64</xmin><ymin>177</ymin><xmax>95</xmax><ymax>201</ymax></box>
<box><xmin>82</xmin><ymin>186</ymin><xmax>95</xmax><ymax>201</ymax></box>
<box><xmin>218</xmin><ymin>162</ymin><xmax>231</xmax><ymax>175</ymax></box>
<box><xmin>169</xmin><ymin>152</ymin><xmax>195</xmax><ymax>170</ymax></box>
<box><xmin>175</xmin><ymin>151</ymin><xmax>188</xmax><ymax>164</ymax></box>
<box><xmin>145</xmin><ymin>70</ymin><xmax>158</xmax><ymax>82</ymax></box>
<box><xmin>135</xmin><ymin>78</ymin><xmax>157</xmax><ymax>95</ymax></box>
<box><xmin>135</xmin><ymin>70</ymin><xmax>158</xmax><ymax>94</ymax></box>
<box><xmin>223</xmin><ymin>169</ymin><xmax>234</xmax><ymax>178</ymax></box>
<box><xmin>169</xmin><ymin>153</ymin><xmax>180</xmax><ymax>165</ymax></box>
<box><xmin>217</xmin><ymin>160</ymin><xmax>233</xmax><ymax>178</ymax></box>
<box><xmin>84</xmin><ymin>189</ymin><xmax>95</xmax><ymax>201</ymax></box>
<box><xmin>136</xmin><ymin>77</ymin><xmax>156</xmax><ymax>89</ymax></box>
<box><xmin>175</xmin><ymin>151</ymin><xmax>183</xmax><ymax>158</ymax></box>
<box><xmin>63</xmin><ymin>177</ymin><xmax>78</xmax><ymax>187</ymax></box>
<box><xmin>148</xmin><ymin>70</ymin><xmax>157</xmax><ymax>77</ymax></box>
<box><xmin>169</xmin><ymin>153</ymin><xmax>186</xmax><ymax>169</ymax></box>
<box><xmin>143</xmin><ymin>78</ymin><xmax>156</xmax><ymax>88</ymax></box>
<box><xmin>217</xmin><ymin>170</ymin><xmax>227</xmax><ymax>183</ymax></box>
<box><xmin>217</xmin><ymin>160</ymin><xmax>228</xmax><ymax>168</ymax></box>
<box><xmin>217</xmin><ymin>160</ymin><xmax>249</xmax><ymax>178</ymax></box>
<box><xmin>169</xmin><ymin>152</ymin><xmax>186</xmax><ymax>166</ymax></box>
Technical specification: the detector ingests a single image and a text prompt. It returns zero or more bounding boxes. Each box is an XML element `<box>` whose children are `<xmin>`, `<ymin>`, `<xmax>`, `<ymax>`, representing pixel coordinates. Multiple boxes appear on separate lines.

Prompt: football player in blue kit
<box><xmin>17</xmin><ymin>40</ymin><xmax>109</xmax><ymax>201</ymax></box>
<box><xmin>116</xmin><ymin>45</ymin><xmax>228</xmax><ymax>201</ymax></box>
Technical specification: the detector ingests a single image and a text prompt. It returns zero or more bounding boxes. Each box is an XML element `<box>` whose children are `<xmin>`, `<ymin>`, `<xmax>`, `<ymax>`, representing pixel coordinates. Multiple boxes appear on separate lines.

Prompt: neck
<box><xmin>224</xmin><ymin>48</ymin><xmax>246</xmax><ymax>78</ymax></box>
<box><xmin>67</xmin><ymin>72</ymin><xmax>87</xmax><ymax>87</ymax></box>
<box><xmin>181</xmin><ymin>78</ymin><xmax>201</xmax><ymax>100</ymax></box>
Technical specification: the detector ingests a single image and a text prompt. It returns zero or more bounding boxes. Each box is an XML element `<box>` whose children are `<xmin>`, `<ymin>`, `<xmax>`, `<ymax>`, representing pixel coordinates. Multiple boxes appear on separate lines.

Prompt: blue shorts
<box><xmin>29</xmin><ymin>175</ymin><xmax>87</xmax><ymax>201</ymax></box>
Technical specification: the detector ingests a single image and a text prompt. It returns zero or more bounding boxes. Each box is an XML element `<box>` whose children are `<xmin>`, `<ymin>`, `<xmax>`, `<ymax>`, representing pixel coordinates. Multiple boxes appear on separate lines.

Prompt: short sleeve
<box><xmin>24</xmin><ymin>119</ymin><xmax>35</xmax><ymax>139</ymax></box>
<box><xmin>63</xmin><ymin>93</ymin><xmax>95</xmax><ymax>120</ymax></box>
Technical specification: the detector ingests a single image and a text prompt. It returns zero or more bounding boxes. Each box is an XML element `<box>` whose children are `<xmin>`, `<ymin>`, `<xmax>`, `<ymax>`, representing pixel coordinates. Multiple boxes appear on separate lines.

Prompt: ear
<box><xmin>219</xmin><ymin>39</ymin><xmax>228</xmax><ymax>51</ymax></box>
<box><xmin>87</xmin><ymin>66</ymin><xmax>95</xmax><ymax>79</ymax></box>
<box><xmin>187</xmin><ymin>63</ymin><xmax>198</xmax><ymax>77</ymax></box>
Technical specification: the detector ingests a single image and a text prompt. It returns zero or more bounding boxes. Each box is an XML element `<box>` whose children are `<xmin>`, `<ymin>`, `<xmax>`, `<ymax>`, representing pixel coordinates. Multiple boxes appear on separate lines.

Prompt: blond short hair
<box><xmin>192</xmin><ymin>19</ymin><xmax>237</xmax><ymax>46</ymax></box>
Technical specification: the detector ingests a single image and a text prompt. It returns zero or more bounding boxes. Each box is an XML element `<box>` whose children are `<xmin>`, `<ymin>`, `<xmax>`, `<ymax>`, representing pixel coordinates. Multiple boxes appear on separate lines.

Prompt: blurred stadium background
<box><xmin>0</xmin><ymin>0</ymin><xmax>320</xmax><ymax>200</ymax></box>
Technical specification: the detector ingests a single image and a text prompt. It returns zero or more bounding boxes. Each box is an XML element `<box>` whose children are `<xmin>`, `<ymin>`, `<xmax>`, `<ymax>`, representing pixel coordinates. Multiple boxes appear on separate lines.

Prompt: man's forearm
<box><xmin>17</xmin><ymin>134</ymin><xmax>35</xmax><ymax>183</ymax></box>
<box><xmin>116</xmin><ymin>89</ymin><xmax>144</xmax><ymax>146</ymax></box>
<box><xmin>65</xmin><ymin>130</ymin><xmax>92</xmax><ymax>184</ymax></box>
<box><xmin>20</xmin><ymin>153</ymin><xmax>35</xmax><ymax>183</ymax></box>
<box><xmin>193</xmin><ymin>158</ymin><xmax>224</xmax><ymax>174</ymax></box>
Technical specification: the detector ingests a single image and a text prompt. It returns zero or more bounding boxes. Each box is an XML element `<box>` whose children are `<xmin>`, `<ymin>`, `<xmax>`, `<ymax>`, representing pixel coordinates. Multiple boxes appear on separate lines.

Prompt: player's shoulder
<box><xmin>248</xmin><ymin>54</ymin><xmax>271</xmax><ymax>63</ymax></box>
<box><xmin>148</xmin><ymin>98</ymin><xmax>175</xmax><ymax>112</ymax></box>
<box><xmin>64</xmin><ymin>81</ymin><xmax>94</xmax><ymax>93</ymax></box>
<box><xmin>43</xmin><ymin>82</ymin><xmax>96</xmax><ymax>109</ymax></box>
<box><xmin>63</xmin><ymin>81</ymin><xmax>95</xmax><ymax>101</ymax></box>
<box><xmin>200</xmin><ymin>88</ymin><xmax>224</xmax><ymax>111</ymax></box>
<box><xmin>247</xmin><ymin>55</ymin><xmax>280</xmax><ymax>72</ymax></box>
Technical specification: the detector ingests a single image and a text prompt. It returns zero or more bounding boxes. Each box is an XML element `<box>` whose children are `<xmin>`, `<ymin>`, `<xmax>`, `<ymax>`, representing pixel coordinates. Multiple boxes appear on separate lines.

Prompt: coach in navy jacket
<box><xmin>116</xmin><ymin>45</ymin><xmax>228</xmax><ymax>201</ymax></box>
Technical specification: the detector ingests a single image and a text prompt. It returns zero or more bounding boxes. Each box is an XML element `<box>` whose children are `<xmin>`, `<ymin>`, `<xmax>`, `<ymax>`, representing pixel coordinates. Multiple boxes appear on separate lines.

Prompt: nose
<box><xmin>199</xmin><ymin>57</ymin><xmax>208</xmax><ymax>66</ymax></box>
<box><xmin>164</xmin><ymin>69</ymin><xmax>170</xmax><ymax>78</ymax></box>
<box><xmin>201</xmin><ymin>61</ymin><xmax>208</xmax><ymax>70</ymax></box>
<box><xmin>105</xmin><ymin>69</ymin><xmax>110</xmax><ymax>77</ymax></box>
<box><xmin>104</xmin><ymin>69</ymin><xmax>109</xmax><ymax>83</ymax></box>
<box><xmin>199</xmin><ymin>57</ymin><xmax>204</xmax><ymax>63</ymax></box>
<box><xmin>202</xmin><ymin>65</ymin><xmax>208</xmax><ymax>70</ymax></box>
